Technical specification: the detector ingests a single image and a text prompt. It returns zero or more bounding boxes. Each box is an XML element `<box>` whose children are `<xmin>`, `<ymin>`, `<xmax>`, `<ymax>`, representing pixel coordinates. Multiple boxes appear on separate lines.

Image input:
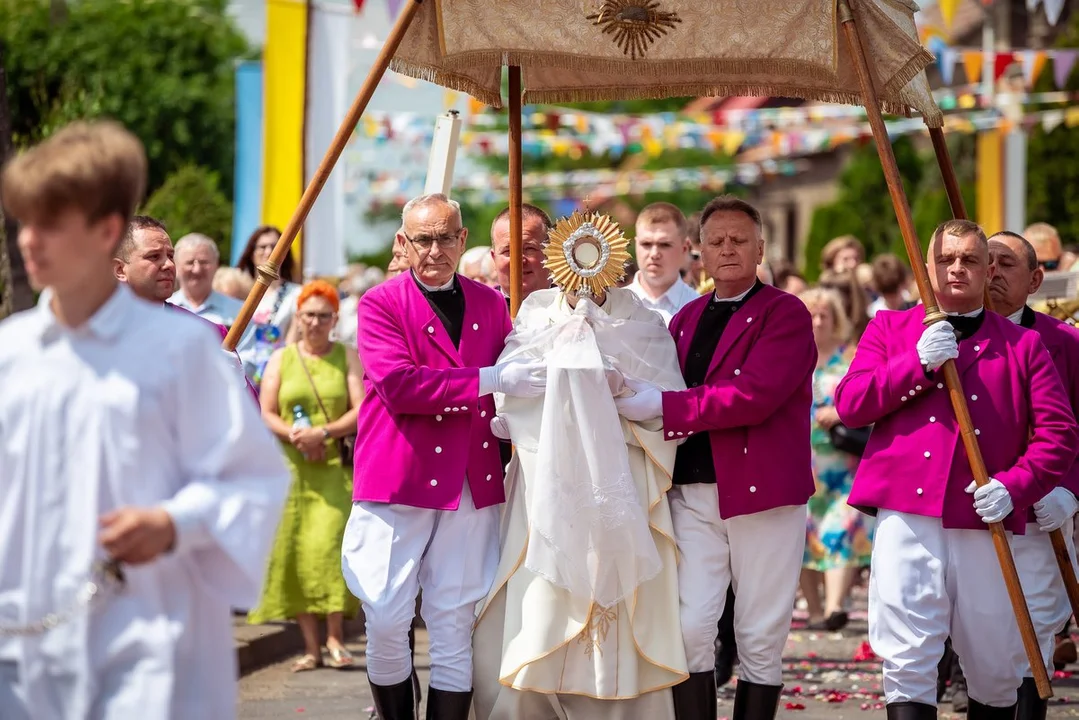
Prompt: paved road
<box><xmin>240</xmin><ymin>592</ymin><xmax>1079</xmax><ymax>718</ymax></box>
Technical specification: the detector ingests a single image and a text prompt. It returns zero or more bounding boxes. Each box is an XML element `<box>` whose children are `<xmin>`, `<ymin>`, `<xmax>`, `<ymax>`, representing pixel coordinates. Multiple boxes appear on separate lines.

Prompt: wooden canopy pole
<box><xmin>507</xmin><ymin>66</ymin><xmax>524</xmax><ymax>319</ymax></box>
<box><xmin>223</xmin><ymin>0</ymin><xmax>424</xmax><ymax>350</ymax></box>
<box><xmin>839</xmin><ymin>0</ymin><xmax>1052</xmax><ymax>698</ymax></box>
<box><xmin>928</xmin><ymin>123</ymin><xmax>1079</xmax><ymax>629</ymax></box>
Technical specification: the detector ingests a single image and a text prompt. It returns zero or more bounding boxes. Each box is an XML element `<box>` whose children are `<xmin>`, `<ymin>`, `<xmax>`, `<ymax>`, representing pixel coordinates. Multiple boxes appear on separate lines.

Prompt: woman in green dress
<box><xmin>797</xmin><ymin>287</ymin><xmax>873</xmax><ymax>632</ymax></box>
<box><xmin>249</xmin><ymin>280</ymin><xmax>363</xmax><ymax>672</ymax></box>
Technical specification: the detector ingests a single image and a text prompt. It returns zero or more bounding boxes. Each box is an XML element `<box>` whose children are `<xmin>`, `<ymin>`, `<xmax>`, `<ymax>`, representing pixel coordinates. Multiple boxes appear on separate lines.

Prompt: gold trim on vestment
<box><xmin>479</xmin><ymin>433</ymin><xmax>689</xmax><ymax>697</ymax></box>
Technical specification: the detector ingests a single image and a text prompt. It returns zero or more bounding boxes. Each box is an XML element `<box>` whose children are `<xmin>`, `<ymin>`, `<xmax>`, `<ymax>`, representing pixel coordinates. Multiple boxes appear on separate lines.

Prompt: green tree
<box><xmin>142</xmin><ymin>165</ymin><xmax>233</xmax><ymax>257</ymax></box>
<box><xmin>0</xmin><ymin>0</ymin><xmax>251</xmax><ymax>197</ymax></box>
<box><xmin>1025</xmin><ymin>9</ymin><xmax>1079</xmax><ymax>241</ymax></box>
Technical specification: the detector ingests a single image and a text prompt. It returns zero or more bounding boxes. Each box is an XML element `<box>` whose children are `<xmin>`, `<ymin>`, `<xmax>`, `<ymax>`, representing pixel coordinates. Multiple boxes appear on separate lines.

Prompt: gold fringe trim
<box><xmin>440</xmin><ymin>50</ymin><xmax>843</xmax><ymax>87</ymax></box>
<box><xmin>394</xmin><ymin>48</ymin><xmax>941</xmax><ymax>123</ymax></box>
<box><xmin>388</xmin><ymin>58</ymin><xmax>503</xmax><ymax>108</ymax></box>
<box><xmin>883</xmin><ymin>48</ymin><xmax>945</xmax><ymax>128</ymax></box>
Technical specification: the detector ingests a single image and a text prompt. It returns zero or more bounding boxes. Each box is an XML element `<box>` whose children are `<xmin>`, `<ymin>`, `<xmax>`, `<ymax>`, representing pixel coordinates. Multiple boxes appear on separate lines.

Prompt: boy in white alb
<box><xmin>0</xmin><ymin>121</ymin><xmax>289</xmax><ymax>719</ymax></box>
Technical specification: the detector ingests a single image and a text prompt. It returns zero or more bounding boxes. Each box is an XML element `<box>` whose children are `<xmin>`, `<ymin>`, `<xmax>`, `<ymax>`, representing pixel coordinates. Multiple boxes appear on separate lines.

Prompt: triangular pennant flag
<box><xmin>993</xmin><ymin>52</ymin><xmax>1015</xmax><ymax>81</ymax></box>
<box><xmin>1044</xmin><ymin>0</ymin><xmax>1065</xmax><ymax>25</ymax></box>
<box><xmin>386</xmin><ymin>0</ymin><xmax>404</xmax><ymax>18</ymax></box>
<box><xmin>1043</xmin><ymin>110</ymin><xmax>1065</xmax><ymax>132</ymax></box>
<box><xmin>1053</xmin><ymin>50</ymin><xmax>1078</xmax><ymax>89</ymax></box>
<box><xmin>352</xmin><ymin>0</ymin><xmax>365</xmax><ymax>10</ymax></box>
<box><xmin>962</xmin><ymin>51</ymin><xmax>984</xmax><ymax>84</ymax></box>
<box><xmin>1021</xmin><ymin>50</ymin><xmax>1048</xmax><ymax>87</ymax></box>
<box><xmin>939</xmin><ymin>0</ymin><xmax>959</xmax><ymax>29</ymax></box>
<box><xmin>722</xmin><ymin>131</ymin><xmax>745</xmax><ymax>156</ymax></box>
<box><xmin>940</xmin><ymin>48</ymin><xmax>958</xmax><ymax>85</ymax></box>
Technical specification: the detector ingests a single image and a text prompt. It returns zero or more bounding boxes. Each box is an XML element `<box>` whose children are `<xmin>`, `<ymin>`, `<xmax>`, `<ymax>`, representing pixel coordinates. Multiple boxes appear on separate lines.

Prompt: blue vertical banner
<box><xmin>232</xmin><ymin>60</ymin><xmax>265</xmax><ymax>266</ymax></box>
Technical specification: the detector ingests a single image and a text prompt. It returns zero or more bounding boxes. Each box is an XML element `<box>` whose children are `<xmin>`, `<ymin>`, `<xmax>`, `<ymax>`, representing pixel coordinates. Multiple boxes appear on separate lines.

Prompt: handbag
<box><xmin>828</xmin><ymin>422</ymin><xmax>872</xmax><ymax>457</ymax></box>
<box><xmin>294</xmin><ymin>344</ymin><xmax>356</xmax><ymax>461</ymax></box>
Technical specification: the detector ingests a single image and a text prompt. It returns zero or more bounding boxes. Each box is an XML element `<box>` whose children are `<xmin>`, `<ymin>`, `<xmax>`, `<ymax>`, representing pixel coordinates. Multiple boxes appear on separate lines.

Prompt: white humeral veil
<box><xmin>471</xmin><ymin>288</ymin><xmax>688</xmax><ymax>720</ymax></box>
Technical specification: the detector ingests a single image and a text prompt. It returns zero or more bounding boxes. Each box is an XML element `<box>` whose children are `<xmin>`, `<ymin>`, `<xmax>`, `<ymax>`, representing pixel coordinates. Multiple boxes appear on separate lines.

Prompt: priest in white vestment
<box><xmin>471</xmin><ymin>211</ymin><xmax>689</xmax><ymax>720</ymax></box>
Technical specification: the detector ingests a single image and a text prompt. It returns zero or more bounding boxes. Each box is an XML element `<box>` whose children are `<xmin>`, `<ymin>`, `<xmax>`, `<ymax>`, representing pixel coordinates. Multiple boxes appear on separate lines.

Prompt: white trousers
<box><xmin>869</xmin><ymin>511</ymin><xmax>1026</xmax><ymax>707</ymax></box>
<box><xmin>1014</xmin><ymin>519</ymin><xmax>1077</xmax><ymax>676</ymax></box>
<box><xmin>669</xmin><ymin>484</ymin><xmax>806</xmax><ymax>684</ymax></box>
<box><xmin>341</xmin><ymin>484</ymin><xmax>499</xmax><ymax>692</ymax></box>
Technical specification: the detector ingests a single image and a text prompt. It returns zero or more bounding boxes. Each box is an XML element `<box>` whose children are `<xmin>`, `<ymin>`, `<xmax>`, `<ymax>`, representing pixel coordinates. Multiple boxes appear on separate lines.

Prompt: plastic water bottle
<box><xmin>292</xmin><ymin>405</ymin><xmax>312</xmax><ymax>429</ymax></box>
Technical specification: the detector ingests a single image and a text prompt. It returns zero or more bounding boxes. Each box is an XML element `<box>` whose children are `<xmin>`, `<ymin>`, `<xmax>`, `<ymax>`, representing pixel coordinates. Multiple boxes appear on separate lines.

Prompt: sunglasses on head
<box><xmin>1040</xmin><ymin>259</ymin><xmax>1060</xmax><ymax>271</ymax></box>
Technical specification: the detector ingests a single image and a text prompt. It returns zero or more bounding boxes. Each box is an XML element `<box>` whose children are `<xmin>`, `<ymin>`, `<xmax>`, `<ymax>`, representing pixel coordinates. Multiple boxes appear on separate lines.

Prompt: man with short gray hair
<box><xmin>343</xmin><ymin>193</ymin><xmax>542</xmax><ymax>719</ymax></box>
<box><xmin>169</xmin><ymin>233</ymin><xmax>245</xmax><ymax>330</ymax></box>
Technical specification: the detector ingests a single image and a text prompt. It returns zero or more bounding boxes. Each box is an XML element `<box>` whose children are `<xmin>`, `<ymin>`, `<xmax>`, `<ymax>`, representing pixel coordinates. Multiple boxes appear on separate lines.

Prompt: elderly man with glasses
<box><xmin>343</xmin><ymin>193</ymin><xmax>545</xmax><ymax>720</ymax></box>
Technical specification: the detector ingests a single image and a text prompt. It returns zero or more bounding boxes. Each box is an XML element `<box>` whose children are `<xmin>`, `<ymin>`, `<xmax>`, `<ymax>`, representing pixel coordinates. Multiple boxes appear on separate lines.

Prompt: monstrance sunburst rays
<box><xmin>543</xmin><ymin>210</ymin><xmax>631</xmax><ymax>297</ymax></box>
<box><xmin>586</xmin><ymin>0</ymin><xmax>682</xmax><ymax>61</ymax></box>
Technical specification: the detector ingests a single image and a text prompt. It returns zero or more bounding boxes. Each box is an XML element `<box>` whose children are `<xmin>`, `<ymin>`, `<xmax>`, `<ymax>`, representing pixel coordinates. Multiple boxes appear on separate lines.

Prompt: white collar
<box><xmin>945</xmin><ymin>306</ymin><xmax>983</xmax><ymax>318</ymax></box>
<box><xmin>714</xmin><ymin>282</ymin><xmax>756</xmax><ymax>303</ymax></box>
<box><xmin>1006</xmin><ymin>307</ymin><xmax>1025</xmax><ymax>325</ymax></box>
<box><xmin>36</xmin><ymin>283</ymin><xmax>132</xmax><ymax>342</ymax></box>
<box><xmin>632</xmin><ymin>272</ymin><xmax>688</xmax><ymax>304</ymax></box>
<box><xmin>413</xmin><ymin>271</ymin><xmax>455</xmax><ymax>292</ymax></box>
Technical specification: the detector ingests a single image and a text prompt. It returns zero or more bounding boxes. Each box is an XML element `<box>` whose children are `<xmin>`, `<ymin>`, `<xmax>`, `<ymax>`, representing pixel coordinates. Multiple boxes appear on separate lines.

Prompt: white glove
<box><xmin>965</xmin><ymin>478</ymin><xmax>1014</xmax><ymax>524</ymax></box>
<box><xmin>1033</xmin><ymin>487</ymin><xmax>1079</xmax><ymax>532</ymax></box>
<box><xmin>614</xmin><ymin>378</ymin><xmax>664</xmax><ymax>422</ymax></box>
<box><xmin>917</xmin><ymin>321</ymin><xmax>959</xmax><ymax>372</ymax></box>
<box><xmin>479</xmin><ymin>359</ymin><xmax>546</xmax><ymax>398</ymax></box>
<box><xmin>490</xmin><ymin>415</ymin><xmax>511</xmax><ymax>441</ymax></box>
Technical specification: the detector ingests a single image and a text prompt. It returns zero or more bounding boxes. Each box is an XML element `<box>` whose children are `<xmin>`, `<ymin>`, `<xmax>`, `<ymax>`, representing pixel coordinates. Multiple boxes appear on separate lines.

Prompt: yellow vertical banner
<box><xmin>262</xmin><ymin>0</ymin><xmax>308</xmax><ymax>273</ymax></box>
<box><xmin>976</xmin><ymin>129</ymin><xmax>1003</xmax><ymax>235</ymax></box>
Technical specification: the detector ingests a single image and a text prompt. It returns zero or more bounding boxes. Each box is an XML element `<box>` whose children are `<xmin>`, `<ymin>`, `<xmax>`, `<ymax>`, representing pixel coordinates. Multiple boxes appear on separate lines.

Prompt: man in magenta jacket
<box><xmin>342</xmin><ymin>194</ymin><xmax>544</xmax><ymax>720</ymax></box>
<box><xmin>615</xmin><ymin>195</ymin><xmax>816</xmax><ymax>720</ymax></box>
<box><xmin>835</xmin><ymin>220</ymin><xmax>1078</xmax><ymax>720</ymax></box>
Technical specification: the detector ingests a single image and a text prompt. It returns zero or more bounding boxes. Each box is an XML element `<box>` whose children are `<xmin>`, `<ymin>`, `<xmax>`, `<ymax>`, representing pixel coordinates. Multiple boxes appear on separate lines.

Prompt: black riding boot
<box><xmin>425</xmin><ymin>687</ymin><xmax>472</xmax><ymax>720</ymax></box>
<box><xmin>1015</xmin><ymin>677</ymin><xmax>1046</xmax><ymax>720</ymax></box>
<box><xmin>967</xmin><ymin>697</ymin><xmax>1018</xmax><ymax>720</ymax></box>
<box><xmin>885</xmin><ymin>701</ymin><xmax>937</xmax><ymax>720</ymax></box>
<box><xmin>370</xmin><ymin>676</ymin><xmax>416</xmax><ymax>720</ymax></box>
<box><xmin>715</xmin><ymin>585</ymin><xmax>738</xmax><ymax>687</ymax></box>
<box><xmin>671</xmin><ymin>671</ymin><xmax>717</xmax><ymax>720</ymax></box>
<box><xmin>731</xmin><ymin>679</ymin><xmax>782</xmax><ymax>720</ymax></box>
<box><xmin>951</xmin><ymin>651</ymin><xmax>969</xmax><ymax>713</ymax></box>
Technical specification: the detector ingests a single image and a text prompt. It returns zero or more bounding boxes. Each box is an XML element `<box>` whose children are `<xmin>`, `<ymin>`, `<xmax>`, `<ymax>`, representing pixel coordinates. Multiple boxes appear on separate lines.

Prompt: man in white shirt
<box><xmin>627</xmin><ymin>202</ymin><xmax>700</xmax><ymax>325</ymax></box>
<box><xmin>169</xmin><ymin>232</ymin><xmax>245</xmax><ymax>328</ymax></box>
<box><xmin>0</xmin><ymin>120</ymin><xmax>289</xmax><ymax>719</ymax></box>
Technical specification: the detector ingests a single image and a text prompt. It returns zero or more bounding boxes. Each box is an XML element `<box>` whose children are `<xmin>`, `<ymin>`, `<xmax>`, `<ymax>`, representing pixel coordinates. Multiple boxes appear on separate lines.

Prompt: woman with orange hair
<box><xmin>248</xmin><ymin>280</ymin><xmax>364</xmax><ymax>672</ymax></box>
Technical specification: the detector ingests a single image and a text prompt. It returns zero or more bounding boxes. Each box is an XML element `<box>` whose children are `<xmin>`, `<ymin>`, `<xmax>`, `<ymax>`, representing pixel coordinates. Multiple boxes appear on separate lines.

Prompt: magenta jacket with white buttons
<box><xmin>661</xmin><ymin>284</ymin><xmax>817</xmax><ymax>518</ymax></box>
<box><xmin>352</xmin><ymin>272</ymin><xmax>512</xmax><ymax>510</ymax></box>
<box><xmin>836</xmin><ymin>305</ymin><xmax>1079</xmax><ymax>533</ymax></box>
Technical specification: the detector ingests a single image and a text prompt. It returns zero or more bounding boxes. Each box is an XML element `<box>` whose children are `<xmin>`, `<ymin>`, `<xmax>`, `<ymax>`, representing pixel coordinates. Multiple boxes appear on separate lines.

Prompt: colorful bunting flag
<box><xmin>940</xmin><ymin>0</ymin><xmax>959</xmax><ymax>30</ymax></box>
<box><xmin>1044</xmin><ymin>0</ymin><xmax>1066</xmax><ymax>26</ymax></box>
<box><xmin>1020</xmin><ymin>50</ymin><xmax>1048</xmax><ymax>88</ymax></box>
<box><xmin>1054</xmin><ymin>51</ymin><xmax>1077</xmax><ymax>89</ymax></box>
<box><xmin>940</xmin><ymin>48</ymin><xmax>959</xmax><ymax>85</ymax></box>
<box><xmin>993</xmin><ymin>52</ymin><xmax>1015</xmax><ymax>81</ymax></box>
<box><xmin>962</xmin><ymin>51</ymin><xmax>985</xmax><ymax>84</ymax></box>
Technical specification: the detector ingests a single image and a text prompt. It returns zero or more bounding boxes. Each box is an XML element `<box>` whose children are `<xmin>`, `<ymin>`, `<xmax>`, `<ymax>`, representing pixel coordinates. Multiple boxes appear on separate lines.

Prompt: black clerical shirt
<box><xmin>948</xmin><ymin>309</ymin><xmax>985</xmax><ymax>341</ymax></box>
<box><xmin>672</xmin><ymin>281</ymin><xmax>764</xmax><ymax>485</ymax></box>
<box><xmin>414</xmin><ymin>272</ymin><xmax>465</xmax><ymax>348</ymax></box>
<box><xmin>1019</xmin><ymin>305</ymin><xmax>1037</xmax><ymax>329</ymax></box>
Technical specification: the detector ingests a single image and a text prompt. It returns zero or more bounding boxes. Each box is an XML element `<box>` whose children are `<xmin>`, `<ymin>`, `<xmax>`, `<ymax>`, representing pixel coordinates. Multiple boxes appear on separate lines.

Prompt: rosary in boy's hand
<box><xmin>99</xmin><ymin>507</ymin><xmax>177</xmax><ymax>565</ymax></box>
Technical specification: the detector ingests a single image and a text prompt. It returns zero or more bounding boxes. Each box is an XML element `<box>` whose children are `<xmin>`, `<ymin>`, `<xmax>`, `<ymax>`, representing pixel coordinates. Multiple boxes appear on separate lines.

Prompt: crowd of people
<box><xmin>1</xmin><ymin>119</ymin><xmax>1079</xmax><ymax>720</ymax></box>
